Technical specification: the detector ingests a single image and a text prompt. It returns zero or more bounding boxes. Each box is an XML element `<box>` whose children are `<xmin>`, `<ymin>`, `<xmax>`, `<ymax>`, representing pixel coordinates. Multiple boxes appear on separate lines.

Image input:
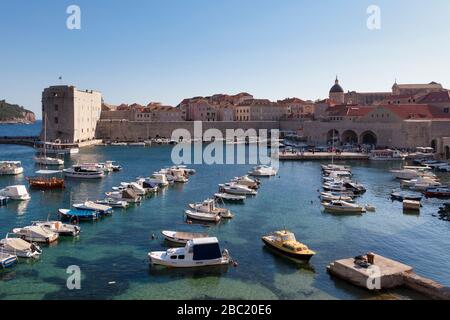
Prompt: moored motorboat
<box><xmin>147</xmin><ymin>173</ymin><xmax>169</xmax><ymax>187</ymax></box>
<box><xmin>0</xmin><ymin>185</ymin><xmax>30</xmax><ymax>201</ymax></box>
<box><xmin>261</xmin><ymin>230</ymin><xmax>315</xmax><ymax>261</ymax></box>
<box><xmin>95</xmin><ymin>198</ymin><xmax>129</xmax><ymax>208</ymax></box>
<box><xmin>63</xmin><ymin>165</ymin><xmax>104</xmax><ymax>179</ymax></box>
<box><xmin>390</xmin><ymin>190</ymin><xmax>422</xmax><ymax>202</ymax></box>
<box><xmin>214</xmin><ymin>193</ymin><xmax>246</xmax><ymax>203</ymax></box>
<box><xmin>58</xmin><ymin>208</ymin><xmax>100</xmax><ymax>221</ymax></box>
<box><xmin>322</xmin><ymin>200</ymin><xmax>366</xmax><ymax>214</ymax></box>
<box><xmin>0</xmin><ymin>161</ymin><xmax>24</xmax><ymax>175</ymax></box>
<box><xmin>105</xmin><ymin>188</ymin><xmax>142</xmax><ymax>203</ymax></box>
<box><xmin>424</xmin><ymin>186</ymin><xmax>450</xmax><ymax>198</ymax></box>
<box><xmin>31</xmin><ymin>221</ymin><xmax>80</xmax><ymax>237</ymax></box>
<box><xmin>185</xmin><ymin>210</ymin><xmax>221</xmax><ymax>223</ymax></box>
<box><xmin>0</xmin><ymin>234</ymin><xmax>42</xmax><ymax>258</ymax></box>
<box><xmin>73</xmin><ymin>201</ymin><xmax>113</xmax><ymax>215</ymax></box>
<box><xmin>188</xmin><ymin>199</ymin><xmax>234</xmax><ymax>219</ymax></box>
<box><xmin>219</xmin><ymin>183</ymin><xmax>257</xmax><ymax>196</ymax></box>
<box><xmin>161</xmin><ymin>230</ymin><xmax>209</xmax><ymax>245</ymax></box>
<box><xmin>148</xmin><ymin>237</ymin><xmax>230</xmax><ymax>268</ymax></box>
<box><xmin>230</xmin><ymin>175</ymin><xmax>260</xmax><ymax>189</ymax></box>
<box><xmin>12</xmin><ymin>225</ymin><xmax>59</xmax><ymax>243</ymax></box>
<box><xmin>34</xmin><ymin>156</ymin><xmax>64</xmax><ymax>166</ymax></box>
<box><xmin>248</xmin><ymin>165</ymin><xmax>277</xmax><ymax>177</ymax></box>
<box><xmin>320</xmin><ymin>192</ymin><xmax>354</xmax><ymax>202</ymax></box>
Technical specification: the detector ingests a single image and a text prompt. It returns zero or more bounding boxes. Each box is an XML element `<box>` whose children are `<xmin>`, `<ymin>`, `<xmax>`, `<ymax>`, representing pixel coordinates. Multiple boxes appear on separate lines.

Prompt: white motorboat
<box><xmin>128</xmin><ymin>142</ymin><xmax>146</xmax><ymax>147</ymax></box>
<box><xmin>105</xmin><ymin>188</ymin><xmax>142</xmax><ymax>203</ymax></box>
<box><xmin>36</xmin><ymin>142</ymin><xmax>79</xmax><ymax>155</ymax></box>
<box><xmin>321</xmin><ymin>164</ymin><xmax>351</xmax><ymax>172</ymax></box>
<box><xmin>63</xmin><ymin>165</ymin><xmax>104</xmax><ymax>179</ymax></box>
<box><xmin>214</xmin><ymin>193</ymin><xmax>246</xmax><ymax>203</ymax></box>
<box><xmin>390</xmin><ymin>168</ymin><xmax>434</xmax><ymax>180</ymax></box>
<box><xmin>12</xmin><ymin>225</ymin><xmax>59</xmax><ymax>243</ymax></box>
<box><xmin>95</xmin><ymin>198</ymin><xmax>129</xmax><ymax>208</ymax></box>
<box><xmin>34</xmin><ymin>156</ymin><xmax>64</xmax><ymax>166</ymax></box>
<box><xmin>369</xmin><ymin>149</ymin><xmax>405</xmax><ymax>161</ymax></box>
<box><xmin>31</xmin><ymin>221</ymin><xmax>80</xmax><ymax>237</ymax></box>
<box><xmin>169</xmin><ymin>168</ymin><xmax>189</xmax><ymax>183</ymax></box>
<box><xmin>219</xmin><ymin>183</ymin><xmax>257</xmax><ymax>196</ymax></box>
<box><xmin>188</xmin><ymin>199</ymin><xmax>234</xmax><ymax>219</ymax></box>
<box><xmin>0</xmin><ymin>234</ymin><xmax>42</xmax><ymax>258</ymax></box>
<box><xmin>185</xmin><ymin>210</ymin><xmax>221</xmax><ymax>223</ymax></box>
<box><xmin>231</xmin><ymin>175</ymin><xmax>260</xmax><ymax>189</ymax></box>
<box><xmin>0</xmin><ymin>185</ymin><xmax>30</xmax><ymax>201</ymax></box>
<box><xmin>0</xmin><ymin>161</ymin><xmax>24</xmax><ymax>175</ymax></box>
<box><xmin>148</xmin><ymin>237</ymin><xmax>230</xmax><ymax>268</ymax></box>
<box><xmin>135</xmin><ymin>178</ymin><xmax>159</xmax><ymax>193</ymax></box>
<box><xmin>73</xmin><ymin>201</ymin><xmax>113</xmax><ymax>214</ymax></box>
<box><xmin>248</xmin><ymin>165</ymin><xmax>278</xmax><ymax>177</ymax></box>
<box><xmin>147</xmin><ymin>173</ymin><xmax>169</xmax><ymax>187</ymax></box>
<box><xmin>161</xmin><ymin>230</ymin><xmax>209</xmax><ymax>245</ymax></box>
<box><xmin>320</xmin><ymin>192</ymin><xmax>354</xmax><ymax>202</ymax></box>
<box><xmin>322</xmin><ymin>200</ymin><xmax>366</xmax><ymax>214</ymax></box>
<box><xmin>401</xmin><ymin>177</ymin><xmax>441</xmax><ymax>191</ymax></box>
<box><xmin>120</xmin><ymin>182</ymin><xmax>146</xmax><ymax>195</ymax></box>
<box><xmin>322</xmin><ymin>182</ymin><xmax>347</xmax><ymax>192</ymax></box>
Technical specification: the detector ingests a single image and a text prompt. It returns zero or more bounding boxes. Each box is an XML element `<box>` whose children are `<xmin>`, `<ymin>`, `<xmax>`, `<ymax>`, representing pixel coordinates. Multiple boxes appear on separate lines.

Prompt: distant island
<box><xmin>0</xmin><ymin>99</ymin><xmax>36</xmax><ymax>124</ymax></box>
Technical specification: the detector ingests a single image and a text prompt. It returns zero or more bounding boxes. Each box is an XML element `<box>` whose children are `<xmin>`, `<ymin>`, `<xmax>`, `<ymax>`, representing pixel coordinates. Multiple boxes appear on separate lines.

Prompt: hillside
<box><xmin>0</xmin><ymin>99</ymin><xmax>36</xmax><ymax>124</ymax></box>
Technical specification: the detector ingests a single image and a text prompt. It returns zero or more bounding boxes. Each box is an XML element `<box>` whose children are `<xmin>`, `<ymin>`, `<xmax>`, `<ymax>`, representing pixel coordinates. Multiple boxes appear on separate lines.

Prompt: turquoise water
<box><xmin>0</xmin><ymin>123</ymin><xmax>449</xmax><ymax>300</ymax></box>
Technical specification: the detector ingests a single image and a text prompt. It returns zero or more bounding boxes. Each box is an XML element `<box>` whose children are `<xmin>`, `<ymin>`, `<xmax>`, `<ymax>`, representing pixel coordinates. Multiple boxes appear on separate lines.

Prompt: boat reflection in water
<box><xmin>148</xmin><ymin>263</ymin><xmax>229</xmax><ymax>279</ymax></box>
<box><xmin>262</xmin><ymin>245</ymin><xmax>316</xmax><ymax>273</ymax></box>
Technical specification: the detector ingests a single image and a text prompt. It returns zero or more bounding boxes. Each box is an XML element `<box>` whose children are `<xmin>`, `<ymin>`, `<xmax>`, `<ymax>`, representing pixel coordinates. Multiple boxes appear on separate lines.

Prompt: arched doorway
<box><xmin>341</xmin><ymin>130</ymin><xmax>358</xmax><ymax>144</ymax></box>
<box><xmin>431</xmin><ymin>139</ymin><xmax>437</xmax><ymax>152</ymax></box>
<box><xmin>445</xmin><ymin>146</ymin><xmax>450</xmax><ymax>160</ymax></box>
<box><xmin>360</xmin><ymin>131</ymin><xmax>377</xmax><ymax>146</ymax></box>
<box><xmin>327</xmin><ymin>129</ymin><xmax>340</xmax><ymax>145</ymax></box>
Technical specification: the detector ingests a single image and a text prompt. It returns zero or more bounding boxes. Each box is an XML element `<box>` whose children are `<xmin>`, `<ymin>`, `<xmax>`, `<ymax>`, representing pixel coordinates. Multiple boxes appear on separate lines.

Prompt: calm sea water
<box><xmin>0</xmin><ymin>123</ymin><xmax>449</xmax><ymax>300</ymax></box>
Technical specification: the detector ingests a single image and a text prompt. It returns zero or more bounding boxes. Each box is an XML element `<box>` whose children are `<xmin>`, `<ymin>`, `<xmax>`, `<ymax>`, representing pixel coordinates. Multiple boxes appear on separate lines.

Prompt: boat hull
<box><xmin>261</xmin><ymin>238</ymin><xmax>314</xmax><ymax>261</ymax></box>
<box><xmin>148</xmin><ymin>252</ymin><xmax>229</xmax><ymax>268</ymax></box>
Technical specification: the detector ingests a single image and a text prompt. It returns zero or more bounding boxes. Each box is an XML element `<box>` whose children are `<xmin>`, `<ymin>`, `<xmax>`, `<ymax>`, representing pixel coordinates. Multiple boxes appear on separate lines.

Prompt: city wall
<box><xmin>95</xmin><ymin>120</ymin><xmax>281</xmax><ymax>141</ymax></box>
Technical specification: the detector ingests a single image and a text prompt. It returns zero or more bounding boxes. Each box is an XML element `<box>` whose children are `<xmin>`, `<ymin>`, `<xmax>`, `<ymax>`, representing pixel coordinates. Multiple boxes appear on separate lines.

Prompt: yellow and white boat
<box><xmin>261</xmin><ymin>230</ymin><xmax>315</xmax><ymax>261</ymax></box>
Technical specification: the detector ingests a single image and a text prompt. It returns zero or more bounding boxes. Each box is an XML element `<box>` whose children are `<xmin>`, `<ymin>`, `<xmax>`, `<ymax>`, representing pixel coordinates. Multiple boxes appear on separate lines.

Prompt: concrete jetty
<box><xmin>327</xmin><ymin>253</ymin><xmax>450</xmax><ymax>300</ymax></box>
<box><xmin>279</xmin><ymin>151</ymin><xmax>369</xmax><ymax>161</ymax></box>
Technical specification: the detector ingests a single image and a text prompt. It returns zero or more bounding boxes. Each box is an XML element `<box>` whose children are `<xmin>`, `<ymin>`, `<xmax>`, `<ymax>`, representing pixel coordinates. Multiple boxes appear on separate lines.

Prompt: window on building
<box><xmin>55</xmin><ymin>104</ymin><xmax>58</xmax><ymax>111</ymax></box>
<box><xmin>444</xmin><ymin>108</ymin><xmax>449</xmax><ymax>113</ymax></box>
<box><xmin>54</xmin><ymin>117</ymin><xmax>58</xmax><ymax>124</ymax></box>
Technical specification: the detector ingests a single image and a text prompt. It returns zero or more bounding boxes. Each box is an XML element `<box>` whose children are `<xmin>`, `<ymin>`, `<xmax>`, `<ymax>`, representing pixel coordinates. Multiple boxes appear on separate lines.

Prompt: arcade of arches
<box><xmin>326</xmin><ymin>129</ymin><xmax>378</xmax><ymax>146</ymax></box>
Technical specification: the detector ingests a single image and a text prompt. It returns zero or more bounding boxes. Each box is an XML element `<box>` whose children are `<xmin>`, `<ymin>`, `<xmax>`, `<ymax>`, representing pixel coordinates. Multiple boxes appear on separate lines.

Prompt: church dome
<box><xmin>330</xmin><ymin>77</ymin><xmax>344</xmax><ymax>93</ymax></box>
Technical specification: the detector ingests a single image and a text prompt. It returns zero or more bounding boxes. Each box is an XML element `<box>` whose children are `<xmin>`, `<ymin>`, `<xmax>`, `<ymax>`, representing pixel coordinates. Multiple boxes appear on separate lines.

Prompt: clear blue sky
<box><xmin>1</xmin><ymin>0</ymin><xmax>450</xmax><ymax>117</ymax></box>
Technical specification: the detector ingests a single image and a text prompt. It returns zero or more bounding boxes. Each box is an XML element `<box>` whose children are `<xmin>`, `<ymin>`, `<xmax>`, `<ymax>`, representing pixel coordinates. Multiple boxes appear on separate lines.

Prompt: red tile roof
<box><xmin>418</xmin><ymin>91</ymin><xmax>450</xmax><ymax>104</ymax></box>
<box><xmin>380</xmin><ymin>104</ymin><xmax>450</xmax><ymax>120</ymax></box>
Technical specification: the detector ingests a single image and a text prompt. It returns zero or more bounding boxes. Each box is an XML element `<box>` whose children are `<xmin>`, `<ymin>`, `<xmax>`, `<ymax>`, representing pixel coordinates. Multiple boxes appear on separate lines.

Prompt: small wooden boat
<box><xmin>161</xmin><ymin>230</ymin><xmax>209</xmax><ymax>245</ymax></box>
<box><xmin>261</xmin><ymin>230</ymin><xmax>315</xmax><ymax>261</ymax></box>
<box><xmin>28</xmin><ymin>176</ymin><xmax>65</xmax><ymax>190</ymax></box>
<box><xmin>0</xmin><ymin>252</ymin><xmax>18</xmax><ymax>269</ymax></box>
<box><xmin>58</xmin><ymin>208</ymin><xmax>100</xmax><ymax>221</ymax></box>
<box><xmin>185</xmin><ymin>210</ymin><xmax>221</xmax><ymax>223</ymax></box>
<box><xmin>214</xmin><ymin>193</ymin><xmax>245</xmax><ymax>203</ymax></box>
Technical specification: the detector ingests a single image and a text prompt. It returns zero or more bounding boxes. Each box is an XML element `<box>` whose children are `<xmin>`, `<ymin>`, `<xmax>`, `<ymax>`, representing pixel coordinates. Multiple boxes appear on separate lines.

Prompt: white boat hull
<box><xmin>148</xmin><ymin>252</ymin><xmax>229</xmax><ymax>268</ymax></box>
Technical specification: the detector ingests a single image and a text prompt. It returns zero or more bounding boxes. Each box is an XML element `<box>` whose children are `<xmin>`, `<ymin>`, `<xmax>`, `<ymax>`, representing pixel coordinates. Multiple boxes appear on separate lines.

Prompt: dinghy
<box><xmin>0</xmin><ymin>252</ymin><xmax>17</xmax><ymax>269</ymax></box>
<box><xmin>185</xmin><ymin>210</ymin><xmax>221</xmax><ymax>223</ymax></box>
<box><xmin>161</xmin><ymin>230</ymin><xmax>209</xmax><ymax>245</ymax></box>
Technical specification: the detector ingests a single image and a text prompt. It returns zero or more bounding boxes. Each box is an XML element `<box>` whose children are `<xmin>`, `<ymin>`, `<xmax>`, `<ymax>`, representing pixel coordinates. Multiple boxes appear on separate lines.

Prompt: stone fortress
<box><xmin>41</xmin><ymin>78</ymin><xmax>450</xmax><ymax>159</ymax></box>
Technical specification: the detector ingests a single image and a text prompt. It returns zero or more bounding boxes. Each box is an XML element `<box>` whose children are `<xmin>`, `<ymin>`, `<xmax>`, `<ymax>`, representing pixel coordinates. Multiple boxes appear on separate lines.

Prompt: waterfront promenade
<box><xmin>279</xmin><ymin>151</ymin><xmax>370</xmax><ymax>161</ymax></box>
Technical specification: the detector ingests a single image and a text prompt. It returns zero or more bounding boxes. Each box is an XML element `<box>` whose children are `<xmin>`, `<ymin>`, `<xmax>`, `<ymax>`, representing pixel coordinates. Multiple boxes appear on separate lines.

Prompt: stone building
<box><xmin>392</xmin><ymin>81</ymin><xmax>443</xmax><ymax>96</ymax></box>
<box><xmin>277</xmin><ymin>98</ymin><xmax>315</xmax><ymax>120</ymax></box>
<box><xmin>234</xmin><ymin>99</ymin><xmax>285</xmax><ymax>121</ymax></box>
<box><xmin>41</xmin><ymin>85</ymin><xmax>102</xmax><ymax>143</ymax></box>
